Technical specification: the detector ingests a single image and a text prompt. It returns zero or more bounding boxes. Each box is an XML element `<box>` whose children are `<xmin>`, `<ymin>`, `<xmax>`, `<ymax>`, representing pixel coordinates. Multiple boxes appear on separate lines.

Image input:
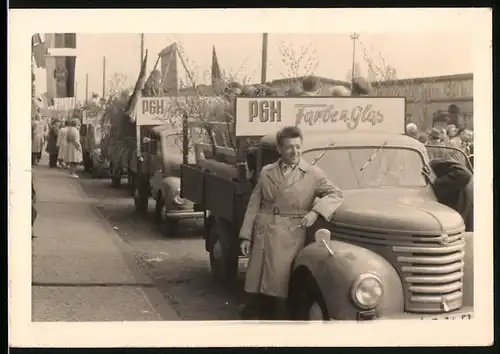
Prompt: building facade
<box><xmin>372</xmin><ymin>73</ymin><xmax>473</xmax><ymax>130</ymax></box>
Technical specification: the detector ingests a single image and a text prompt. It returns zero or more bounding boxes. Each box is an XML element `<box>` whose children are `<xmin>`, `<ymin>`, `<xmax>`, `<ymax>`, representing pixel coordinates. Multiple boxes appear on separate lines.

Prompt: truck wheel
<box><xmin>83</xmin><ymin>153</ymin><xmax>91</xmax><ymax>173</ymax></box>
<box><xmin>287</xmin><ymin>269</ymin><xmax>329</xmax><ymax>321</ymax></box>
<box><xmin>155</xmin><ymin>194</ymin><xmax>179</xmax><ymax>237</ymax></box>
<box><xmin>91</xmin><ymin>164</ymin><xmax>99</xmax><ymax>179</ymax></box>
<box><xmin>111</xmin><ymin>175</ymin><xmax>121</xmax><ymax>188</ymax></box>
<box><xmin>208</xmin><ymin>219</ymin><xmax>239</xmax><ymax>284</ymax></box>
<box><xmin>134</xmin><ymin>180</ymin><xmax>149</xmax><ymax>215</ymax></box>
<box><xmin>110</xmin><ymin>163</ymin><xmax>121</xmax><ymax>188</ymax></box>
<box><xmin>127</xmin><ymin>172</ymin><xmax>135</xmax><ymax>196</ymax></box>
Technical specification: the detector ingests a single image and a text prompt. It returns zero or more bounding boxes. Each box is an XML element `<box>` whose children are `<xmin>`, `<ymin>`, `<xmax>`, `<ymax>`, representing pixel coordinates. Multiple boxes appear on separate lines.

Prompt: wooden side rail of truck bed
<box><xmin>181</xmin><ymin>163</ymin><xmax>252</xmax><ymax>226</ymax></box>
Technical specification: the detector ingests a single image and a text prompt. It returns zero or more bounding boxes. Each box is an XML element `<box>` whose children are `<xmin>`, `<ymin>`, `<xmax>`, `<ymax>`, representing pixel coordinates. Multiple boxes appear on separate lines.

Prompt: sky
<box><xmin>33</xmin><ymin>32</ymin><xmax>474</xmax><ymax>102</ymax></box>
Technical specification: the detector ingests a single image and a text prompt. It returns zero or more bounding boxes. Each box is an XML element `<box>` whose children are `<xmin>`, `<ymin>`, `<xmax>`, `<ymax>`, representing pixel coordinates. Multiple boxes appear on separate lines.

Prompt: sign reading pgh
<box><xmin>135</xmin><ymin>97</ymin><xmax>222</xmax><ymax>127</ymax></box>
<box><xmin>82</xmin><ymin>110</ymin><xmax>103</xmax><ymax>125</ymax></box>
<box><xmin>235</xmin><ymin>97</ymin><xmax>406</xmax><ymax>136</ymax></box>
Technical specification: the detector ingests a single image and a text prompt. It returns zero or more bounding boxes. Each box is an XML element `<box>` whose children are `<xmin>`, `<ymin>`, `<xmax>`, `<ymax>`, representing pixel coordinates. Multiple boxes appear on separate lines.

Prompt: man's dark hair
<box><xmin>276</xmin><ymin>126</ymin><xmax>303</xmax><ymax>146</ymax></box>
<box><xmin>448</xmin><ymin>104</ymin><xmax>460</xmax><ymax>115</ymax></box>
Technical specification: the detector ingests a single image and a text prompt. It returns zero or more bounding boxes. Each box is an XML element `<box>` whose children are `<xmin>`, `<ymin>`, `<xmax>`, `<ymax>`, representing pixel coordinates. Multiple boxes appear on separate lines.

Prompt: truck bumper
<box><xmin>379</xmin><ymin>306</ymin><xmax>474</xmax><ymax>320</ymax></box>
<box><xmin>165</xmin><ymin>210</ymin><xmax>205</xmax><ymax>220</ymax></box>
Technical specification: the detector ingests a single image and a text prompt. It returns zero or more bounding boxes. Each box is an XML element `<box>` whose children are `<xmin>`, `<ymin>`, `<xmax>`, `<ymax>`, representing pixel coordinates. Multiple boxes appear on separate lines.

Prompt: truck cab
<box><xmin>136</xmin><ymin>125</ymin><xmax>204</xmax><ymax>235</ymax></box>
<box><xmin>180</xmin><ymin>95</ymin><xmax>474</xmax><ymax>321</ymax></box>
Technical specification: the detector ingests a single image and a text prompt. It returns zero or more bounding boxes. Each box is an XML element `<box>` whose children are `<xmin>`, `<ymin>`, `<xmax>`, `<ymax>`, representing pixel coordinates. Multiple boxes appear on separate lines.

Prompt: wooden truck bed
<box><xmin>181</xmin><ymin>163</ymin><xmax>252</xmax><ymax>228</ymax></box>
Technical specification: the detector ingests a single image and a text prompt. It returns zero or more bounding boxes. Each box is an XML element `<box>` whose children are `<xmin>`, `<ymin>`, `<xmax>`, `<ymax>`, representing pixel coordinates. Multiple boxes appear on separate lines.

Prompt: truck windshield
<box><xmin>302</xmin><ymin>147</ymin><xmax>427</xmax><ymax>190</ymax></box>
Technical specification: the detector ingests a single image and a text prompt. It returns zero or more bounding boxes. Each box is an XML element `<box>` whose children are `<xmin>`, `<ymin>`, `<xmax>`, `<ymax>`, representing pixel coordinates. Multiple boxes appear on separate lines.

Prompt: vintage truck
<box><xmin>180</xmin><ymin>95</ymin><xmax>474</xmax><ymax>321</ymax></box>
<box><xmin>131</xmin><ymin>96</ymin><xmax>209</xmax><ymax>235</ymax></box>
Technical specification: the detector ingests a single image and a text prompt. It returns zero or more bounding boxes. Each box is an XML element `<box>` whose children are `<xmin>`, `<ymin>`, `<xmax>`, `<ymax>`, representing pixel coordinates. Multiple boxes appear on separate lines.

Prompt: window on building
<box><xmin>54</xmin><ymin>34</ymin><xmax>64</xmax><ymax>48</ymax></box>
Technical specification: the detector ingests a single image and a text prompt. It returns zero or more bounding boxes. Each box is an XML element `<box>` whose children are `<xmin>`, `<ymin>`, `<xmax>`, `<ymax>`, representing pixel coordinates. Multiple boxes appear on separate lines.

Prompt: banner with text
<box><xmin>135</xmin><ymin>96</ymin><xmax>220</xmax><ymax>127</ymax></box>
<box><xmin>82</xmin><ymin>110</ymin><xmax>103</xmax><ymax>125</ymax></box>
<box><xmin>235</xmin><ymin>97</ymin><xmax>406</xmax><ymax>136</ymax></box>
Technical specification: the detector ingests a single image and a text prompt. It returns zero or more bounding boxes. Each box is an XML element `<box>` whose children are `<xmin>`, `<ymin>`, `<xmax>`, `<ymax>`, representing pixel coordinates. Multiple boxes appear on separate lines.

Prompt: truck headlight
<box><xmin>172</xmin><ymin>189</ymin><xmax>185</xmax><ymax>206</ymax></box>
<box><xmin>350</xmin><ymin>273</ymin><xmax>384</xmax><ymax>309</ymax></box>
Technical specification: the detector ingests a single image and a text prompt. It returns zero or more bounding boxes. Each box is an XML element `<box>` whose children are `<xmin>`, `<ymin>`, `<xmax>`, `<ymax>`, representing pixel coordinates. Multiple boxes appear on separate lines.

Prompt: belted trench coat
<box><xmin>239</xmin><ymin>159</ymin><xmax>344</xmax><ymax>298</ymax></box>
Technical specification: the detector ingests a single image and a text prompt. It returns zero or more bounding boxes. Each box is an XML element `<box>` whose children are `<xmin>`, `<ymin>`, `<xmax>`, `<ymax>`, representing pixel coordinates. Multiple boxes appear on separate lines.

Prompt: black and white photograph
<box><xmin>9</xmin><ymin>8</ymin><xmax>493</xmax><ymax>348</ymax></box>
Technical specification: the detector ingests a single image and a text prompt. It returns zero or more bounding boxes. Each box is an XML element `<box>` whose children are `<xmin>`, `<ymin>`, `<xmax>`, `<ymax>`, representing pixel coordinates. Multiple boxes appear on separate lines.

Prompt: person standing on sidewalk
<box><xmin>31</xmin><ymin>117</ymin><xmax>46</xmax><ymax>164</ymax></box>
<box><xmin>45</xmin><ymin>118</ymin><xmax>61</xmax><ymax>168</ymax></box>
<box><xmin>57</xmin><ymin>121</ymin><xmax>70</xmax><ymax>168</ymax></box>
<box><xmin>238</xmin><ymin>126</ymin><xmax>344</xmax><ymax>320</ymax></box>
<box><xmin>66</xmin><ymin>119</ymin><xmax>83</xmax><ymax>178</ymax></box>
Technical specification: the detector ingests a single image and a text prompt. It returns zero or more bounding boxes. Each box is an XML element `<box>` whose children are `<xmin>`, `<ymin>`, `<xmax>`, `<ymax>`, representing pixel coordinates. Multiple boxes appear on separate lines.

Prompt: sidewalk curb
<box><xmin>71</xmin><ymin>177</ymin><xmax>181</xmax><ymax>321</ymax></box>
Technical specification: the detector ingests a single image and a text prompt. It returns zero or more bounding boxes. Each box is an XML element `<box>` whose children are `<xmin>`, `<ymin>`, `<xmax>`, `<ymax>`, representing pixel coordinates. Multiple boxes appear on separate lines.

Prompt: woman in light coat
<box><xmin>57</xmin><ymin>121</ymin><xmax>70</xmax><ymax>167</ymax></box>
<box><xmin>66</xmin><ymin>119</ymin><xmax>83</xmax><ymax>178</ymax></box>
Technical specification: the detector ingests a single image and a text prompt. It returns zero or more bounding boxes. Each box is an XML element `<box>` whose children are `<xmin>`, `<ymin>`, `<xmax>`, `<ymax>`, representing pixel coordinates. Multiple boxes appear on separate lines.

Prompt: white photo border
<box><xmin>8</xmin><ymin>8</ymin><xmax>493</xmax><ymax>347</ymax></box>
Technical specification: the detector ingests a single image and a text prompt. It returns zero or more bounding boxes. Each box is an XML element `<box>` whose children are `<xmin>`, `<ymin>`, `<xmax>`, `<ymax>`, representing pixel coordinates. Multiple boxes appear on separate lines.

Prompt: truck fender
<box><xmin>462</xmin><ymin>231</ymin><xmax>474</xmax><ymax>307</ymax></box>
<box><xmin>292</xmin><ymin>240</ymin><xmax>404</xmax><ymax>320</ymax></box>
<box><xmin>159</xmin><ymin>176</ymin><xmax>180</xmax><ymax>203</ymax></box>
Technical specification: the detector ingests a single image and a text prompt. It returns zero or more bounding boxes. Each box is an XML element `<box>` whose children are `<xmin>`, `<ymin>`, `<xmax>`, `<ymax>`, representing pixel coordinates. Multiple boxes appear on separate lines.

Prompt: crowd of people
<box><xmin>31</xmin><ymin>115</ymin><xmax>83</xmax><ymax>178</ymax></box>
<box><xmin>406</xmin><ymin>120</ymin><xmax>474</xmax><ymax>167</ymax></box>
<box><xmin>219</xmin><ymin>76</ymin><xmax>370</xmax><ymax>98</ymax></box>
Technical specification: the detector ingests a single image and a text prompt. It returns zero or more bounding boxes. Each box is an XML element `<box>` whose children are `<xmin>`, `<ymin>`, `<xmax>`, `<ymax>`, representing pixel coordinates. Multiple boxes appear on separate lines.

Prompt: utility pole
<box><xmin>85</xmin><ymin>73</ymin><xmax>89</xmax><ymax>102</ymax></box>
<box><xmin>350</xmin><ymin>32</ymin><xmax>359</xmax><ymax>84</ymax></box>
<box><xmin>261</xmin><ymin>33</ymin><xmax>268</xmax><ymax>84</ymax></box>
<box><xmin>102</xmin><ymin>56</ymin><xmax>106</xmax><ymax>98</ymax></box>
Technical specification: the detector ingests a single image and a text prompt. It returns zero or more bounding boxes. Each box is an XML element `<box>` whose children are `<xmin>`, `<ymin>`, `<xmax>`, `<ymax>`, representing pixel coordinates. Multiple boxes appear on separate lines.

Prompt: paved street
<box><xmin>32</xmin><ymin>155</ymin><xmax>247</xmax><ymax>321</ymax></box>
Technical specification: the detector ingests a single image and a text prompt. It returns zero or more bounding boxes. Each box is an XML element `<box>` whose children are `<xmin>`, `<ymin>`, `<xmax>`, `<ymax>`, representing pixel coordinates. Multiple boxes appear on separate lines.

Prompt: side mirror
<box><xmin>141</xmin><ymin>137</ymin><xmax>159</xmax><ymax>154</ymax></box>
<box><xmin>315</xmin><ymin>228</ymin><xmax>331</xmax><ymax>243</ymax></box>
<box><xmin>315</xmin><ymin>228</ymin><xmax>335</xmax><ymax>257</ymax></box>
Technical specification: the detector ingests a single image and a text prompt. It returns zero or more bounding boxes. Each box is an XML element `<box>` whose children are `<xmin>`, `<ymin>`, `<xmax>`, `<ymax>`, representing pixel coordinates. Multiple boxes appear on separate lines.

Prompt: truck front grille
<box><xmin>394</xmin><ymin>230</ymin><xmax>465</xmax><ymax>313</ymax></box>
<box><xmin>331</xmin><ymin>225</ymin><xmax>465</xmax><ymax>314</ymax></box>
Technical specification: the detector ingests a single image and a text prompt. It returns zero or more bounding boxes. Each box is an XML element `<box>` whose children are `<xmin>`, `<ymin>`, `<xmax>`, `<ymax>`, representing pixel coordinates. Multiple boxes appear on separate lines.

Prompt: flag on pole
<box><xmin>159</xmin><ymin>43</ymin><xmax>179</xmax><ymax>95</ymax></box>
<box><xmin>125</xmin><ymin>50</ymin><xmax>148</xmax><ymax>122</ymax></box>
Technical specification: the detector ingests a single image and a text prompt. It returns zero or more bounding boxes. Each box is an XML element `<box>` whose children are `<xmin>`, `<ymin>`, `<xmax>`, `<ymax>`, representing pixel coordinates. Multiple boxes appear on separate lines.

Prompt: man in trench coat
<box><xmin>238</xmin><ymin>126</ymin><xmax>344</xmax><ymax>320</ymax></box>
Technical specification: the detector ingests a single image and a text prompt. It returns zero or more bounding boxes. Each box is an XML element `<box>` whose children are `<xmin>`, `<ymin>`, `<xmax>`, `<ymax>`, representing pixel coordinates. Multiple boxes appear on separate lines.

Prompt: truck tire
<box><xmin>127</xmin><ymin>171</ymin><xmax>135</xmax><ymax>196</ymax></box>
<box><xmin>134</xmin><ymin>177</ymin><xmax>149</xmax><ymax>215</ymax></box>
<box><xmin>91</xmin><ymin>163</ymin><xmax>99</xmax><ymax>179</ymax></box>
<box><xmin>109</xmin><ymin>163</ymin><xmax>121</xmax><ymax>188</ymax></box>
<box><xmin>83</xmin><ymin>153</ymin><xmax>91</xmax><ymax>173</ymax></box>
<box><xmin>155</xmin><ymin>194</ymin><xmax>179</xmax><ymax>237</ymax></box>
<box><xmin>207</xmin><ymin>217</ymin><xmax>239</xmax><ymax>284</ymax></box>
<box><xmin>287</xmin><ymin>267</ymin><xmax>329</xmax><ymax>321</ymax></box>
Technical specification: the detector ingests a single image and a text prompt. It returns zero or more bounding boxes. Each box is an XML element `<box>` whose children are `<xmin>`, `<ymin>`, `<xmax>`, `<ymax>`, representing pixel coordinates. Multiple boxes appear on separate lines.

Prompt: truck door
<box><xmin>426</xmin><ymin>145</ymin><xmax>473</xmax><ymax>173</ymax></box>
<box><xmin>148</xmin><ymin>131</ymin><xmax>163</xmax><ymax>200</ymax></box>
